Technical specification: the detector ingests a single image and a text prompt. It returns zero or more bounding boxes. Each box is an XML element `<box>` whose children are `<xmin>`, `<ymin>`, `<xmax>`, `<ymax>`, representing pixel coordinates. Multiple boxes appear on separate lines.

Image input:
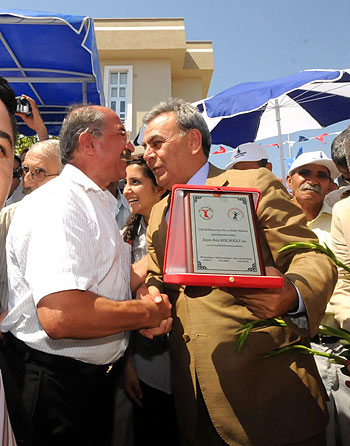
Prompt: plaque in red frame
<box><xmin>163</xmin><ymin>184</ymin><xmax>283</xmax><ymax>289</ymax></box>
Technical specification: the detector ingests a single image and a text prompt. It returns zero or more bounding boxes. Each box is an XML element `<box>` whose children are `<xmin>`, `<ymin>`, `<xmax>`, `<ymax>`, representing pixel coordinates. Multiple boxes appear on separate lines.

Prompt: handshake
<box><xmin>137</xmin><ymin>284</ymin><xmax>172</xmax><ymax>339</ymax></box>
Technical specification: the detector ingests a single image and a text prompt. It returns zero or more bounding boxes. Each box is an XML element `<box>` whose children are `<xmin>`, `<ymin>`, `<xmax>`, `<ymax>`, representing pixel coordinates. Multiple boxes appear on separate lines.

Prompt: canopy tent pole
<box><xmin>287</xmin><ymin>134</ymin><xmax>293</xmax><ymax>158</ymax></box>
<box><xmin>82</xmin><ymin>82</ymin><xmax>87</xmax><ymax>104</ymax></box>
<box><xmin>0</xmin><ymin>10</ymin><xmax>103</xmax><ymax>136</ymax></box>
<box><xmin>274</xmin><ymin>99</ymin><xmax>286</xmax><ymax>182</ymax></box>
<box><xmin>0</xmin><ymin>30</ymin><xmax>44</xmax><ymax>105</ymax></box>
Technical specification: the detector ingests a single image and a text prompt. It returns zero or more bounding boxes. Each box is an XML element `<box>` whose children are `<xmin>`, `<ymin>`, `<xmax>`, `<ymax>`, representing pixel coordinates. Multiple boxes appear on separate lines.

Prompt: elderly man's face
<box><xmin>22</xmin><ymin>147</ymin><xmax>60</xmax><ymax>194</ymax></box>
<box><xmin>286</xmin><ymin>163</ymin><xmax>332</xmax><ymax>207</ymax></box>
<box><xmin>0</xmin><ymin>99</ymin><xmax>15</xmax><ymax>208</ymax></box>
<box><xmin>89</xmin><ymin>108</ymin><xmax>133</xmax><ymax>188</ymax></box>
<box><xmin>143</xmin><ymin>112</ymin><xmax>194</xmax><ymax>190</ymax></box>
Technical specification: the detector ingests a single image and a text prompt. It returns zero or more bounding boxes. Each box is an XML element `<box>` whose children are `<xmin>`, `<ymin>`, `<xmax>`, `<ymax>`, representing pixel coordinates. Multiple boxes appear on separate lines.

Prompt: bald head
<box><xmin>22</xmin><ymin>139</ymin><xmax>62</xmax><ymax>195</ymax></box>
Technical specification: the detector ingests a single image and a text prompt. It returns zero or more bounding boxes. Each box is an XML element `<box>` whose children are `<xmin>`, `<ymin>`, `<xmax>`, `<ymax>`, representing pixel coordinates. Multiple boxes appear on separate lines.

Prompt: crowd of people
<box><xmin>0</xmin><ymin>75</ymin><xmax>350</xmax><ymax>446</ymax></box>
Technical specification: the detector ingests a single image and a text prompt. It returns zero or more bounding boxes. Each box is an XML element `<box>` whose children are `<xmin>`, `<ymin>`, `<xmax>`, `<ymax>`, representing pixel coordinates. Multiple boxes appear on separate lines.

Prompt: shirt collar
<box><xmin>61</xmin><ymin>164</ymin><xmax>102</xmax><ymax>192</ymax></box>
<box><xmin>137</xmin><ymin>216</ymin><xmax>147</xmax><ymax>236</ymax></box>
<box><xmin>62</xmin><ymin>164</ymin><xmax>118</xmax><ymax>213</ymax></box>
<box><xmin>317</xmin><ymin>200</ymin><xmax>332</xmax><ymax>218</ymax></box>
<box><xmin>115</xmin><ymin>188</ymin><xmax>129</xmax><ymax>210</ymax></box>
<box><xmin>187</xmin><ymin>162</ymin><xmax>209</xmax><ymax>186</ymax></box>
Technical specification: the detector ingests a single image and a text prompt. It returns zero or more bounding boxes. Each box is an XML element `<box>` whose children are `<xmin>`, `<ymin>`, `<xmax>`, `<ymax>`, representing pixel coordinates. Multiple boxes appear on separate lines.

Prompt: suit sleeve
<box><xmin>330</xmin><ymin>198</ymin><xmax>350</xmax><ymax>330</ymax></box>
<box><xmin>145</xmin><ymin>202</ymin><xmax>166</xmax><ymax>293</ymax></box>
<box><xmin>253</xmin><ymin>169</ymin><xmax>338</xmax><ymax>337</ymax></box>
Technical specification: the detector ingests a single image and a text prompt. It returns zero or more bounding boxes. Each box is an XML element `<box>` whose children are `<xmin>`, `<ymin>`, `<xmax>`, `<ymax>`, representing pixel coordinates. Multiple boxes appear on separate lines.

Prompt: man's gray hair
<box><xmin>59</xmin><ymin>105</ymin><xmax>106</xmax><ymax>165</ymax></box>
<box><xmin>28</xmin><ymin>139</ymin><xmax>63</xmax><ymax>173</ymax></box>
<box><xmin>331</xmin><ymin>127</ymin><xmax>350</xmax><ymax>169</ymax></box>
<box><xmin>142</xmin><ymin>98</ymin><xmax>211</xmax><ymax>158</ymax></box>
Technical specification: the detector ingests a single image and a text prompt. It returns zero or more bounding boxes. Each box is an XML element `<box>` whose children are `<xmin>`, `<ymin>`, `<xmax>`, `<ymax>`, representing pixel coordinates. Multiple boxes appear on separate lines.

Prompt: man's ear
<box><xmin>286</xmin><ymin>174</ymin><xmax>293</xmax><ymax>191</ymax></box>
<box><xmin>154</xmin><ymin>184</ymin><xmax>166</xmax><ymax>199</ymax></box>
<box><xmin>187</xmin><ymin>128</ymin><xmax>202</xmax><ymax>155</ymax></box>
<box><xmin>78</xmin><ymin>131</ymin><xmax>95</xmax><ymax>156</ymax></box>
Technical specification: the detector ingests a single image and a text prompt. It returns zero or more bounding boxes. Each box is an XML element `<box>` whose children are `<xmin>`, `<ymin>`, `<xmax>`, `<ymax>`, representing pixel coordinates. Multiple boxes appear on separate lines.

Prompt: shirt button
<box><xmin>182</xmin><ymin>333</ymin><xmax>191</xmax><ymax>343</ymax></box>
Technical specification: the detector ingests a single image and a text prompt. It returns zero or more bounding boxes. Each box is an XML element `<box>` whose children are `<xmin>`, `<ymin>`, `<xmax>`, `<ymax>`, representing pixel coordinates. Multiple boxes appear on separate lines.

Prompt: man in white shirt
<box><xmin>1</xmin><ymin>104</ymin><xmax>172</xmax><ymax>446</ymax></box>
<box><xmin>0</xmin><ymin>139</ymin><xmax>63</xmax><ymax>314</ymax></box>
<box><xmin>286</xmin><ymin>151</ymin><xmax>339</xmax><ymax>245</ymax></box>
<box><xmin>286</xmin><ymin>151</ymin><xmax>350</xmax><ymax>446</ymax></box>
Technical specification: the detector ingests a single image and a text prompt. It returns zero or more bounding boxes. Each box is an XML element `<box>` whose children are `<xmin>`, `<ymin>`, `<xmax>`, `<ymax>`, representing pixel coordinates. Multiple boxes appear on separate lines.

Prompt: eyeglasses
<box><xmin>22</xmin><ymin>166</ymin><xmax>59</xmax><ymax>182</ymax></box>
<box><xmin>102</xmin><ymin>129</ymin><xmax>130</xmax><ymax>143</ymax></box>
<box><xmin>13</xmin><ymin>167</ymin><xmax>23</xmax><ymax>179</ymax></box>
<box><xmin>88</xmin><ymin>128</ymin><xmax>130</xmax><ymax>145</ymax></box>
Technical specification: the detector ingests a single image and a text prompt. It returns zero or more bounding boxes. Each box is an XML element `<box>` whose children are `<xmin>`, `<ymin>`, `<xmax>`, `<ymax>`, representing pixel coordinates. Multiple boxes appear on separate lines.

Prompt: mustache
<box><xmin>300</xmin><ymin>183</ymin><xmax>322</xmax><ymax>194</ymax></box>
<box><xmin>120</xmin><ymin>149</ymin><xmax>132</xmax><ymax>162</ymax></box>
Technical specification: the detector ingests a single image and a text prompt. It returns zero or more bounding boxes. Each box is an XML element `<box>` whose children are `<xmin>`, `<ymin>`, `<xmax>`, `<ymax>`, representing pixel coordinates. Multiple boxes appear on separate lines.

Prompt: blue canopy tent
<box><xmin>196</xmin><ymin>68</ymin><xmax>350</xmax><ymax>179</ymax></box>
<box><xmin>0</xmin><ymin>9</ymin><xmax>104</xmax><ymax>136</ymax></box>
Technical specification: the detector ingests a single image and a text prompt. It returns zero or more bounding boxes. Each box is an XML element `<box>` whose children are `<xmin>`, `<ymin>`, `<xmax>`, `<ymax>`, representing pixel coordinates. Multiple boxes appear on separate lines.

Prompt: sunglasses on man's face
<box><xmin>13</xmin><ymin>167</ymin><xmax>23</xmax><ymax>179</ymax></box>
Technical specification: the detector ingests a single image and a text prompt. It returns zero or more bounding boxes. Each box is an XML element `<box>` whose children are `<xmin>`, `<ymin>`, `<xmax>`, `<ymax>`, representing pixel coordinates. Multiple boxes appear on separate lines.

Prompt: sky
<box><xmin>1</xmin><ymin>0</ymin><xmax>350</xmax><ymax>178</ymax></box>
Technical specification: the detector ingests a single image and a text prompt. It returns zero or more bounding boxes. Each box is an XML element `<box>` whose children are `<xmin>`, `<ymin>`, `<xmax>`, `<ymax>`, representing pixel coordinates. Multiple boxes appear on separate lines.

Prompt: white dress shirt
<box><xmin>2</xmin><ymin>164</ymin><xmax>131</xmax><ymax>365</ymax></box>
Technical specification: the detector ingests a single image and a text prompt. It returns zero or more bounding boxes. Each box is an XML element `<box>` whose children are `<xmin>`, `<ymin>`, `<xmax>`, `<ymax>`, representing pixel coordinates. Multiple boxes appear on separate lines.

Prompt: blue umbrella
<box><xmin>196</xmin><ymin>69</ymin><xmax>350</xmax><ymax>179</ymax></box>
<box><xmin>0</xmin><ymin>9</ymin><xmax>104</xmax><ymax>136</ymax></box>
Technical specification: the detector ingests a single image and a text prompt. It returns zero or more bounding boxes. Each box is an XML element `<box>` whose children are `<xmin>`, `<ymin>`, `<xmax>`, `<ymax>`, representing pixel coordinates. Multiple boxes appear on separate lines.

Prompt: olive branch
<box><xmin>235</xmin><ymin>241</ymin><xmax>350</xmax><ymax>365</ymax></box>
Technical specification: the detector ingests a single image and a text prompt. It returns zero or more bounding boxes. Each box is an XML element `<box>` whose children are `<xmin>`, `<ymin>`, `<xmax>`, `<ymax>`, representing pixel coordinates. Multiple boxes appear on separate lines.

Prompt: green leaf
<box><xmin>235</xmin><ymin>318</ymin><xmax>287</xmax><ymax>354</ymax></box>
<box><xmin>236</xmin><ymin>322</ymin><xmax>255</xmax><ymax>354</ymax></box>
<box><xmin>264</xmin><ymin>344</ymin><xmax>348</xmax><ymax>365</ymax></box>
<box><xmin>278</xmin><ymin>241</ymin><xmax>350</xmax><ymax>274</ymax></box>
<box><xmin>319</xmin><ymin>324</ymin><xmax>350</xmax><ymax>343</ymax></box>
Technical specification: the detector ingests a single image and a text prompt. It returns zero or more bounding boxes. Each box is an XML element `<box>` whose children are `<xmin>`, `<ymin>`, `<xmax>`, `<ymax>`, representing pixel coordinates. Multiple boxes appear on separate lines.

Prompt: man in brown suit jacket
<box><xmin>141</xmin><ymin>98</ymin><xmax>337</xmax><ymax>446</ymax></box>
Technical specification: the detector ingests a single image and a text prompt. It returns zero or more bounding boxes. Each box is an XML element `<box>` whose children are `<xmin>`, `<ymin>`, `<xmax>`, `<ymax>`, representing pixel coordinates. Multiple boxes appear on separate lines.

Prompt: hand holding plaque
<box><xmin>186</xmin><ymin>191</ymin><xmax>262</xmax><ymax>275</ymax></box>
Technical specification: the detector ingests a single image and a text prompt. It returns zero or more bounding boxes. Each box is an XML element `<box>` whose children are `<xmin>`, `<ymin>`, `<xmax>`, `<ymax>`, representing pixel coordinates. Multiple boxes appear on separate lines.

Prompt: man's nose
<box><xmin>127</xmin><ymin>141</ymin><xmax>135</xmax><ymax>153</ymax></box>
<box><xmin>308</xmin><ymin>175</ymin><xmax>320</xmax><ymax>185</ymax></box>
<box><xmin>143</xmin><ymin>145</ymin><xmax>154</xmax><ymax>161</ymax></box>
<box><xmin>23</xmin><ymin>171</ymin><xmax>35</xmax><ymax>187</ymax></box>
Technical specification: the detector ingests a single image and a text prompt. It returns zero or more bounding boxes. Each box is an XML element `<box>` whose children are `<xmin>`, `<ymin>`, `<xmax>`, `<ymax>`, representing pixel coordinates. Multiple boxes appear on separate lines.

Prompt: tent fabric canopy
<box><xmin>197</xmin><ymin>69</ymin><xmax>350</xmax><ymax>148</ymax></box>
<box><xmin>0</xmin><ymin>9</ymin><xmax>104</xmax><ymax>136</ymax></box>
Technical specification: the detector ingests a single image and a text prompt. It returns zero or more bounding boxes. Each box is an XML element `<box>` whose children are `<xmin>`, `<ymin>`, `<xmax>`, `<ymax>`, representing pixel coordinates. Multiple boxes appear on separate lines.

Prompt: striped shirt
<box><xmin>1</xmin><ymin>164</ymin><xmax>131</xmax><ymax>365</ymax></box>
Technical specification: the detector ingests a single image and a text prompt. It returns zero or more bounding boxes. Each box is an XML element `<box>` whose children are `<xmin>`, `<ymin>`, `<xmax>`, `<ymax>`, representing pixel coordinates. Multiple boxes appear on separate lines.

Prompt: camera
<box><xmin>15</xmin><ymin>96</ymin><xmax>32</xmax><ymax>115</ymax></box>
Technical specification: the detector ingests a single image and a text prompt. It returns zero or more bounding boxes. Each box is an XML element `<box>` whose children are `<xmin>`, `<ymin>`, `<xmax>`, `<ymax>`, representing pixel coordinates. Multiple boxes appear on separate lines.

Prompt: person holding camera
<box><xmin>15</xmin><ymin>95</ymin><xmax>49</xmax><ymax>142</ymax></box>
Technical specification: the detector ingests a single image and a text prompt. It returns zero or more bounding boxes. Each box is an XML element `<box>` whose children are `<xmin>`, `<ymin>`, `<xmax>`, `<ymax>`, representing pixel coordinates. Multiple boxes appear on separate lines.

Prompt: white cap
<box><xmin>287</xmin><ymin>151</ymin><xmax>340</xmax><ymax>180</ymax></box>
<box><xmin>225</xmin><ymin>143</ymin><xmax>268</xmax><ymax>169</ymax></box>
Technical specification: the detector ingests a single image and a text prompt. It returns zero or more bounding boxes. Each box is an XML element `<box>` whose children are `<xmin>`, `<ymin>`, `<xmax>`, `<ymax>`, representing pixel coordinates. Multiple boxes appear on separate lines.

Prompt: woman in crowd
<box><xmin>122</xmin><ymin>154</ymin><xmax>178</xmax><ymax>445</ymax></box>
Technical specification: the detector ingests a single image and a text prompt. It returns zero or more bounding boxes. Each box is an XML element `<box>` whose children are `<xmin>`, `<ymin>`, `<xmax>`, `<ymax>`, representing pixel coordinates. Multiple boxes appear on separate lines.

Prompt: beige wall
<box><xmin>100</xmin><ymin>59</ymin><xmax>172</xmax><ymax>135</ymax></box>
<box><xmin>95</xmin><ymin>18</ymin><xmax>214</xmax><ymax>142</ymax></box>
<box><xmin>172</xmin><ymin>77</ymin><xmax>204</xmax><ymax>103</ymax></box>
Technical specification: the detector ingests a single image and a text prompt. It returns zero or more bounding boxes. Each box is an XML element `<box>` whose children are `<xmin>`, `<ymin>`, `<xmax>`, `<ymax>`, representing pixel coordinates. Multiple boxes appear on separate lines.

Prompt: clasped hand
<box><xmin>137</xmin><ymin>284</ymin><xmax>172</xmax><ymax>339</ymax></box>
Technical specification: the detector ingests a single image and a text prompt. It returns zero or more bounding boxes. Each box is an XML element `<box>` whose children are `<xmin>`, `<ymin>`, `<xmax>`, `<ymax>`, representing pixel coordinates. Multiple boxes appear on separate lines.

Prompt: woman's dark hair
<box><xmin>123</xmin><ymin>155</ymin><xmax>166</xmax><ymax>243</ymax></box>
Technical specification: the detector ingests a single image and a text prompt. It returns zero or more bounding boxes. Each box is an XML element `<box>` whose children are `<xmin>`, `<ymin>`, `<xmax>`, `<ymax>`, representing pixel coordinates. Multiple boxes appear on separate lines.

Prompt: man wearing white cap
<box><xmin>286</xmin><ymin>150</ymin><xmax>339</xmax><ymax>245</ymax></box>
<box><xmin>287</xmin><ymin>151</ymin><xmax>350</xmax><ymax>446</ymax></box>
<box><xmin>225</xmin><ymin>142</ymin><xmax>272</xmax><ymax>171</ymax></box>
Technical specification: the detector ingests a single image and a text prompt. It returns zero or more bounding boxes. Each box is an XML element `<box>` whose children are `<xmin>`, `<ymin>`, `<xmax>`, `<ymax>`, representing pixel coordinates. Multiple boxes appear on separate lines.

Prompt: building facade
<box><xmin>94</xmin><ymin>18</ymin><xmax>214</xmax><ymax>141</ymax></box>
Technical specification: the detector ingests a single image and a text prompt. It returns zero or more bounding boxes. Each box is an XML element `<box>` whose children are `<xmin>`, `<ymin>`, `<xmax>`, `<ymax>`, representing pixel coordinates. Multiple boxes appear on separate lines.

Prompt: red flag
<box><xmin>212</xmin><ymin>146</ymin><xmax>226</xmax><ymax>155</ymax></box>
<box><xmin>315</xmin><ymin>133</ymin><xmax>328</xmax><ymax>144</ymax></box>
<box><xmin>265</xmin><ymin>143</ymin><xmax>279</xmax><ymax>148</ymax></box>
